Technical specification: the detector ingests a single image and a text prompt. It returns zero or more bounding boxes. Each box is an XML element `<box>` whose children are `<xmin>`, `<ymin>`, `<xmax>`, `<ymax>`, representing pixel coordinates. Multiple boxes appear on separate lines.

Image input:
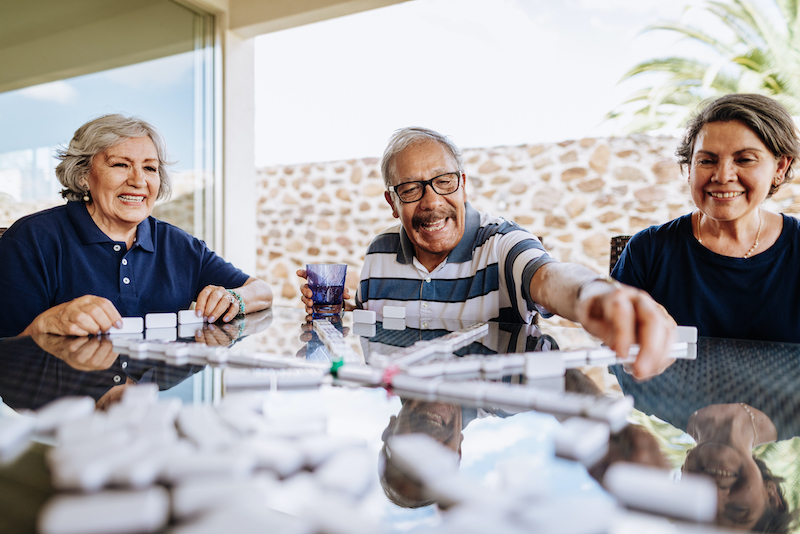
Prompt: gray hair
<box><xmin>380</xmin><ymin>127</ymin><xmax>464</xmax><ymax>188</ymax></box>
<box><xmin>56</xmin><ymin>114</ymin><xmax>173</xmax><ymax>202</ymax></box>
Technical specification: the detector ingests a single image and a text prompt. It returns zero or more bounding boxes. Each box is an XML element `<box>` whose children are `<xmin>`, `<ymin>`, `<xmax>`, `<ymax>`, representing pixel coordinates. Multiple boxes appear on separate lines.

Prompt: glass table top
<box><xmin>1</xmin><ymin>306</ymin><xmax>799</xmax><ymax>534</ymax></box>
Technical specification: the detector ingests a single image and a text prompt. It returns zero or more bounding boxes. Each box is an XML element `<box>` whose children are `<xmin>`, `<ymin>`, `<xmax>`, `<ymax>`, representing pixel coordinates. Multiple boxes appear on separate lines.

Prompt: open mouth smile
<box><xmin>707</xmin><ymin>191</ymin><xmax>744</xmax><ymax>199</ymax></box>
<box><xmin>118</xmin><ymin>195</ymin><xmax>145</xmax><ymax>203</ymax></box>
<box><xmin>420</xmin><ymin>218</ymin><xmax>447</xmax><ymax>232</ymax></box>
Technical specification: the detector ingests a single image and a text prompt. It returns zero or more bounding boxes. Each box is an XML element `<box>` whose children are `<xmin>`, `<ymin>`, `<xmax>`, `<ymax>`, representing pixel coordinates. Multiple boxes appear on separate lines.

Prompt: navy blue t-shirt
<box><xmin>0</xmin><ymin>201</ymin><xmax>249</xmax><ymax>336</ymax></box>
<box><xmin>612</xmin><ymin>213</ymin><xmax>800</xmax><ymax>343</ymax></box>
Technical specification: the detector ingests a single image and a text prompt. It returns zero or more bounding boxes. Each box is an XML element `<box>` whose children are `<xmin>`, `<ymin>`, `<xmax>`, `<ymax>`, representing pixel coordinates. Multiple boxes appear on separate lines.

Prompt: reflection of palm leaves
<box><xmin>612</xmin><ymin>0</ymin><xmax>800</xmax><ymax>133</ymax></box>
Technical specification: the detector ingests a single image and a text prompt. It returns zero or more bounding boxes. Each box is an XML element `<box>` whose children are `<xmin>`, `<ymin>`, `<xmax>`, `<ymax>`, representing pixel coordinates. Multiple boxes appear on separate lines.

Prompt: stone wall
<box><xmin>256</xmin><ymin>134</ymin><xmax>800</xmax><ymax>322</ymax></box>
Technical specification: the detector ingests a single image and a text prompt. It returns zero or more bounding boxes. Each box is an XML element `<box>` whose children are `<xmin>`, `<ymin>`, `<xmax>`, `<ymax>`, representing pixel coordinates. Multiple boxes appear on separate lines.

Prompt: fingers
<box><xmin>195</xmin><ymin>285</ymin><xmax>237</xmax><ymax>323</ymax></box>
<box><xmin>627</xmin><ymin>295</ymin><xmax>676</xmax><ymax>380</ymax></box>
<box><xmin>195</xmin><ymin>323</ymin><xmax>235</xmax><ymax>347</ymax></box>
<box><xmin>38</xmin><ymin>296</ymin><xmax>122</xmax><ymax>336</ymax></box>
<box><xmin>580</xmin><ymin>286</ymin><xmax>676</xmax><ymax>381</ymax></box>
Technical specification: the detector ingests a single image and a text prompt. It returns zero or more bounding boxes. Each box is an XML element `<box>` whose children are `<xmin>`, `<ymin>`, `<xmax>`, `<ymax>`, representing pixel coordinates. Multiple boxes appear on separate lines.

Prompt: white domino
<box><xmin>604</xmin><ymin>462</ymin><xmax>717</xmax><ymax>523</ymax></box>
<box><xmin>383</xmin><ymin>305</ymin><xmax>406</xmax><ymax>319</ymax></box>
<box><xmin>161</xmin><ymin>451</ymin><xmax>257</xmax><ymax>483</ymax></box>
<box><xmin>171</xmin><ymin>477</ymin><xmax>275</xmax><ymax>521</ymax></box>
<box><xmin>145</xmin><ymin>312</ymin><xmax>177</xmax><ymax>329</ymax></box>
<box><xmin>233</xmin><ymin>439</ymin><xmax>306</xmax><ymax>478</ymax></box>
<box><xmin>178</xmin><ymin>310</ymin><xmax>205</xmax><ymax>325</ymax></box>
<box><xmin>178</xmin><ymin>324</ymin><xmax>203</xmax><ymax>338</ymax></box>
<box><xmin>176</xmin><ymin>406</ymin><xmax>239</xmax><ymax>450</ymax></box>
<box><xmin>0</xmin><ymin>415</ymin><xmax>35</xmax><ymax>461</ymax></box>
<box><xmin>352</xmin><ymin>322</ymin><xmax>376</xmax><ymax>338</ymax></box>
<box><xmin>108</xmin><ymin>317</ymin><xmax>144</xmax><ymax>334</ymax></box>
<box><xmin>676</xmin><ymin>325</ymin><xmax>698</xmax><ymax>343</ymax></box>
<box><xmin>314</xmin><ymin>448</ymin><xmax>374</xmax><ymax>498</ymax></box>
<box><xmin>35</xmin><ymin>396</ymin><xmax>96</xmax><ymax>434</ymax></box>
<box><xmin>554</xmin><ymin>417</ymin><xmax>610</xmax><ymax>466</ymax></box>
<box><xmin>382</xmin><ymin>317</ymin><xmax>406</xmax><ymax>330</ymax></box>
<box><xmin>352</xmin><ymin>309</ymin><xmax>376</xmax><ymax>324</ymax></box>
<box><xmin>435</xmin><ymin>380</ymin><xmax>488</xmax><ymax>402</ymax></box>
<box><xmin>38</xmin><ymin>487</ymin><xmax>170</xmax><ymax>534</ymax></box>
<box><xmin>524</xmin><ymin>353</ymin><xmax>566</xmax><ymax>379</ymax></box>
<box><xmin>334</xmin><ymin>365</ymin><xmax>383</xmax><ymax>386</ymax></box>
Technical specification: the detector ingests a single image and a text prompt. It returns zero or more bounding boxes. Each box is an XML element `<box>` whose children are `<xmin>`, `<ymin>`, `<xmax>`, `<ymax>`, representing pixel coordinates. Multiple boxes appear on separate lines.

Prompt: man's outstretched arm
<box><xmin>529</xmin><ymin>262</ymin><xmax>676</xmax><ymax>380</ymax></box>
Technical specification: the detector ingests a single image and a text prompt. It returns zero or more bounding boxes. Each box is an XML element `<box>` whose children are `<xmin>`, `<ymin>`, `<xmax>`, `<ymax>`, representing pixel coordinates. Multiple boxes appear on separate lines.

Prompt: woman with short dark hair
<box><xmin>612</xmin><ymin>93</ymin><xmax>800</xmax><ymax>342</ymax></box>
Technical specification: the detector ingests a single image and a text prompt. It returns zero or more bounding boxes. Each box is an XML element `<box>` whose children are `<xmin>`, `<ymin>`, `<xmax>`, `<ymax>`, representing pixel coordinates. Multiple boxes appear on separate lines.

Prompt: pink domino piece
<box><xmin>145</xmin><ymin>313</ymin><xmax>177</xmax><ymax>329</ymax></box>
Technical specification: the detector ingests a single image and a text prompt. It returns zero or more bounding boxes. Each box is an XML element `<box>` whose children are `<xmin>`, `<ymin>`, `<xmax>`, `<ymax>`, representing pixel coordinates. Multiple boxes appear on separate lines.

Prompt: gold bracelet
<box><xmin>576</xmin><ymin>275</ymin><xmax>621</xmax><ymax>301</ymax></box>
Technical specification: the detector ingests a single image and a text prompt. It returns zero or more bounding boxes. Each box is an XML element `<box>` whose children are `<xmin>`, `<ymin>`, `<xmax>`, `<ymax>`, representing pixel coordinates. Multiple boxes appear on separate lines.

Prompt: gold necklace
<box><xmin>741</xmin><ymin>403</ymin><xmax>758</xmax><ymax>446</ymax></box>
<box><xmin>696</xmin><ymin>208</ymin><xmax>762</xmax><ymax>259</ymax></box>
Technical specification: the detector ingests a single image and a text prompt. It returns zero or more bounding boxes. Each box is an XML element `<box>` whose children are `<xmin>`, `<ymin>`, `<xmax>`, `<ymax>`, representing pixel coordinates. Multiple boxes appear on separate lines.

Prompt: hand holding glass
<box><xmin>306</xmin><ymin>263</ymin><xmax>347</xmax><ymax>317</ymax></box>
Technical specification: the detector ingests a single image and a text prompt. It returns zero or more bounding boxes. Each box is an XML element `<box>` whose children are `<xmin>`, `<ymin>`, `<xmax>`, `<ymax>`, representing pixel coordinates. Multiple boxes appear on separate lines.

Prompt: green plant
<box><xmin>610</xmin><ymin>0</ymin><xmax>800</xmax><ymax>133</ymax></box>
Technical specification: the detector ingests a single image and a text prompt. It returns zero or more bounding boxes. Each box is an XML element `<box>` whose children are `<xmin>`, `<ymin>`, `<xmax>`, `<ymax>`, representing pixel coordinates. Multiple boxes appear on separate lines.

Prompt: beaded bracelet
<box><xmin>226</xmin><ymin>289</ymin><xmax>246</xmax><ymax>316</ymax></box>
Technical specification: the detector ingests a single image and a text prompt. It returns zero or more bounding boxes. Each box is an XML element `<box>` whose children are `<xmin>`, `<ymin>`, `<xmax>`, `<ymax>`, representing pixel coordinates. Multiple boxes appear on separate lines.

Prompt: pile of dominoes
<box><xmin>0</xmin><ymin>311</ymin><xmax>715</xmax><ymax>533</ymax></box>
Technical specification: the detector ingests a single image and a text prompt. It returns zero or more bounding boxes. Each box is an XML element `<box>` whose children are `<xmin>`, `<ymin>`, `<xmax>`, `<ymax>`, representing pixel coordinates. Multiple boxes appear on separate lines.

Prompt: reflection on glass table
<box><xmin>2</xmin><ymin>307</ymin><xmax>785</xmax><ymax>533</ymax></box>
<box><xmin>613</xmin><ymin>337</ymin><xmax>800</xmax><ymax>533</ymax></box>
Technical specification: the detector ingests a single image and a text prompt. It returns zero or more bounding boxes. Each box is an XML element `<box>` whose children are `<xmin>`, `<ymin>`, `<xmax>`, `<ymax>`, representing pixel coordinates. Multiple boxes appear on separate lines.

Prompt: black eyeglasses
<box><xmin>388</xmin><ymin>172</ymin><xmax>462</xmax><ymax>203</ymax></box>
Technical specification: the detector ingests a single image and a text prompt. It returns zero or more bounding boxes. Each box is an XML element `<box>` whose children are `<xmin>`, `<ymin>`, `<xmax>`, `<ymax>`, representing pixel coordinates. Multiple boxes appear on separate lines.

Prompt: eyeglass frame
<box><xmin>387</xmin><ymin>172</ymin><xmax>463</xmax><ymax>204</ymax></box>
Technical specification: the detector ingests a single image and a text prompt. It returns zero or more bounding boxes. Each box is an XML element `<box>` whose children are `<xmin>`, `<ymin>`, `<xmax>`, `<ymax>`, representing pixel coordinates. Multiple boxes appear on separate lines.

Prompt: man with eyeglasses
<box><xmin>301</xmin><ymin>127</ymin><xmax>676</xmax><ymax>379</ymax></box>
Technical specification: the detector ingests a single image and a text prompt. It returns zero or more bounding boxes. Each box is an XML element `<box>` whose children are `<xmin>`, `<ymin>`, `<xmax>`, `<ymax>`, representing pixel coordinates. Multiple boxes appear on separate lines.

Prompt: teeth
<box><xmin>420</xmin><ymin>411</ymin><xmax>444</xmax><ymax>425</ymax></box>
<box><xmin>705</xmin><ymin>467</ymin><xmax>737</xmax><ymax>477</ymax></box>
<box><xmin>422</xmin><ymin>219</ymin><xmax>446</xmax><ymax>232</ymax></box>
<box><xmin>709</xmin><ymin>191</ymin><xmax>743</xmax><ymax>198</ymax></box>
<box><xmin>118</xmin><ymin>195</ymin><xmax>144</xmax><ymax>202</ymax></box>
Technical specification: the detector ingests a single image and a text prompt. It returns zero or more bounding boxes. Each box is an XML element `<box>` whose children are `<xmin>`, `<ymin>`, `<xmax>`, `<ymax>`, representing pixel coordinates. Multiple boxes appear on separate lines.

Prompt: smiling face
<box><xmin>83</xmin><ymin>136</ymin><xmax>160</xmax><ymax>242</ymax></box>
<box><xmin>683</xmin><ymin>443</ymin><xmax>775</xmax><ymax>529</ymax></box>
<box><xmin>384</xmin><ymin>140</ymin><xmax>467</xmax><ymax>271</ymax></box>
<box><xmin>689</xmin><ymin>120</ymin><xmax>791</xmax><ymax>224</ymax></box>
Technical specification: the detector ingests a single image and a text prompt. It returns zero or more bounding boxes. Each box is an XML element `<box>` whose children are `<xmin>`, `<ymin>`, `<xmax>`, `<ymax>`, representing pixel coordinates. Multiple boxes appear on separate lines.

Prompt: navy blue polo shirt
<box><xmin>0</xmin><ymin>201</ymin><xmax>249</xmax><ymax>336</ymax></box>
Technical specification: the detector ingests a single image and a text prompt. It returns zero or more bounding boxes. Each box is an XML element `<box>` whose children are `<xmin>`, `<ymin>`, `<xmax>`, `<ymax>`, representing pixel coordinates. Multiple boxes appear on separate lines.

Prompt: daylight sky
<box><xmin>254</xmin><ymin>0</ymin><xmax>703</xmax><ymax>167</ymax></box>
<box><xmin>0</xmin><ymin>0</ymin><xmax>706</xmax><ymax>176</ymax></box>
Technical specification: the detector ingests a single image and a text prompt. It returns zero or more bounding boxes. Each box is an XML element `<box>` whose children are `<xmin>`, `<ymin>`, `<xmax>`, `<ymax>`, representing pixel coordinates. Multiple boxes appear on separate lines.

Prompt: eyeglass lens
<box><xmin>395</xmin><ymin>173</ymin><xmax>459</xmax><ymax>202</ymax></box>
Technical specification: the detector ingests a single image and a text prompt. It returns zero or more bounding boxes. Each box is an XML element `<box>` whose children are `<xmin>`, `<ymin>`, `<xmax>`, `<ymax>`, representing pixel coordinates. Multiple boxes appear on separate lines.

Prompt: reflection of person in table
<box><xmin>379</xmin><ymin>399</ymin><xmax>463</xmax><ymax>508</ymax></box>
<box><xmin>0</xmin><ymin>114</ymin><xmax>272</xmax><ymax>338</ymax></box>
<box><xmin>299</xmin><ymin>127</ymin><xmax>676</xmax><ymax>380</ymax></box>
<box><xmin>684</xmin><ymin>403</ymin><xmax>796</xmax><ymax>532</ymax></box>
<box><xmin>612</xmin><ymin>94</ymin><xmax>800</xmax><ymax>343</ymax></box>
<box><xmin>0</xmin><ymin>335</ymin><xmax>203</xmax><ymax>412</ymax></box>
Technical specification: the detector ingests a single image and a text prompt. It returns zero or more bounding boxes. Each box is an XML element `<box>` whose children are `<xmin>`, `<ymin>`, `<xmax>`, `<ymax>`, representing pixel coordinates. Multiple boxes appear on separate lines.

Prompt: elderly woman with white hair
<box><xmin>0</xmin><ymin>114</ymin><xmax>272</xmax><ymax>337</ymax></box>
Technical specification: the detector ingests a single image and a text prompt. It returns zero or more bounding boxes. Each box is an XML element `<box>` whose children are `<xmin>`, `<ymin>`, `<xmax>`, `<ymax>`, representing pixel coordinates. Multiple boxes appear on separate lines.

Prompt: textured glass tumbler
<box><xmin>306</xmin><ymin>263</ymin><xmax>347</xmax><ymax>317</ymax></box>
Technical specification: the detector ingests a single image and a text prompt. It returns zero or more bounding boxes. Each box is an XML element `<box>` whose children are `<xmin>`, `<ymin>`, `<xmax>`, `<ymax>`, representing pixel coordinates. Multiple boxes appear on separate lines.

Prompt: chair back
<box><xmin>609</xmin><ymin>235</ymin><xmax>632</xmax><ymax>274</ymax></box>
<box><xmin>0</xmin><ymin>228</ymin><xmax>6</xmax><ymax>240</ymax></box>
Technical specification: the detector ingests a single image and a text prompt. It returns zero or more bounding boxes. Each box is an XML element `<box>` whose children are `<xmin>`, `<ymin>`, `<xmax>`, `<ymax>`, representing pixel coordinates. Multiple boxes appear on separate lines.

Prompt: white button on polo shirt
<box><xmin>123</xmin><ymin>277</ymin><xmax>130</xmax><ymax>285</ymax></box>
<box><xmin>113</xmin><ymin>245</ymin><xmax>121</xmax><ymax>252</ymax></box>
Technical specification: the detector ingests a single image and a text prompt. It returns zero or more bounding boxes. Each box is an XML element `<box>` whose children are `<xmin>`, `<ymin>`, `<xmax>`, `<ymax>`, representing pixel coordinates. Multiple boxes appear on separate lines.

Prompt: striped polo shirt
<box><xmin>356</xmin><ymin>203</ymin><xmax>555</xmax><ymax>323</ymax></box>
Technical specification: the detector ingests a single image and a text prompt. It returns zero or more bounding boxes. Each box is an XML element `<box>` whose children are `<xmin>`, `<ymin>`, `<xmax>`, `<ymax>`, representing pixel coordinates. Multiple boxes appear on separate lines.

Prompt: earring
<box><xmin>82</xmin><ymin>189</ymin><xmax>91</xmax><ymax>202</ymax></box>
